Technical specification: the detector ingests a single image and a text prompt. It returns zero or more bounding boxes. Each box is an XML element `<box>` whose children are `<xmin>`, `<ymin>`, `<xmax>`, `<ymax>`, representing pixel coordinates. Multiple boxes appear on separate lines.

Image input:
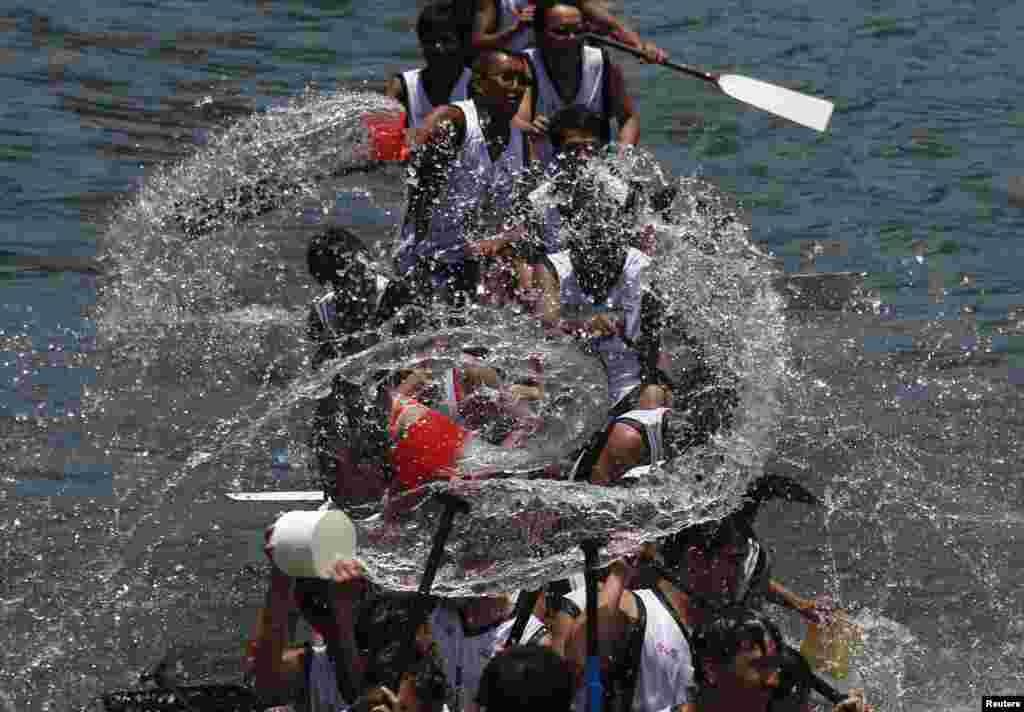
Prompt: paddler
<box><xmin>532</xmin><ymin>196</ymin><xmax>663</xmax><ymax>411</ymax></box>
<box><xmin>306</xmin><ymin>227</ymin><xmax>423</xmax><ymax>507</ymax></box>
<box><xmin>394</xmin><ymin>49</ymin><xmax>532</xmax><ymax>306</ymax></box>
<box><xmin>691</xmin><ymin>608</ymin><xmax>872</xmax><ymax>712</ymax></box>
<box><xmin>250</xmin><ymin>556</ymin><xmax>372</xmax><ymax>711</ymax></box>
<box><xmin>384</xmin><ymin>3</ymin><xmax>473</xmax><ymax>135</ymax></box>
<box><xmin>517</xmin><ymin>0</ymin><xmax>641</xmax><ymax>166</ymax></box>
<box><xmin>467</xmin><ymin>0</ymin><xmax>665</xmax><ymax>58</ymax></box>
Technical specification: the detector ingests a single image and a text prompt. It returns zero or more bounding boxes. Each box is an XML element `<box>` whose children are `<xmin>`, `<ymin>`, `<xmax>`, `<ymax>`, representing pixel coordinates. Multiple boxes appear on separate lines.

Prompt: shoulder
<box><xmin>606</xmin><ymin>420</ymin><xmax>646</xmax><ymax>452</ymax></box>
<box><xmin>384</xmin><ymin>73</ymin><xmax>407</xmax><ymax>102</ymax></box>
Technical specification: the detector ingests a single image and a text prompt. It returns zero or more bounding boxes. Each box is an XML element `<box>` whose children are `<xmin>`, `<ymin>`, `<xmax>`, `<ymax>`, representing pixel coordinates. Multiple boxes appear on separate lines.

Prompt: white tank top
<box><xmin>305</xmin><ymin>638</ymin><xmax>350</xmax><ymax>712</ymax></box>
<box><xmin>615</xmin><ymin>406</ymin><xmax>669</xmax><ymax>470</ymax></box>
<box><xmin>496</xmin><ymin>0</ymin><xmax>534</xmax><ymax>51</ymax></box>
<box><xmin>630</xmin><ymin>589</ymin><xmax>695</xmax><ymax>711</ymax></box>
<box><xmin>523</xmin><ymin>45</ymin><xmax>607</xmax><ymax>165</ymax></box>
<box><xmin>430</xmin><ymin>605</ymin><xmax>548</xmax><ymax>712</ymax></box>
<box><xmin>400</xmin><ymin>68</ymin><xmax>472</xmax><ymax>129</ymax></box>
<box><xmin>395</xmin><ymin>100</ymin><xmax>526</xmax><ymax>277</ymax></box>
<box><xmin>547</xmin><ymin>247</ymin><xmax>651</xmax><ymax>404</ymax></box>
<box><xmin>563</xmin><ymin>588</ymin><xmax>693</xmax><ymax>712</ymax></box>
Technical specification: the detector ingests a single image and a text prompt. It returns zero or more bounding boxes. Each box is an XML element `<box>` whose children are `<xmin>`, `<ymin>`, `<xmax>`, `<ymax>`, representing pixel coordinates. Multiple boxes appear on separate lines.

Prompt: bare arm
<box><xmin>406</xmin><ymin>105</ymin><xmax>466</xmax><ymax>244</ymax></box>
<box><xmin>606</xmin><ymin>60</ymin><xmax>640</xmax><ymax>146</ymax></box>
<box><xmin>581</xmin><ymin>1</ymin><xmax>666</xmax><ymax>62</ymax></box>
<box><xmin>252</xmin><ymin>568</ymin><xmax>305</xmax><ymax>694</ymax></box>
<box><xmin>534</xmin><ymin>262</ymin><xmax>562</xmax><ymax>329</ymax></box>
<box><xmin>471</xmin><ymin>0</ymin><xmax>534</xmax><ymax>53</ymax></box>
<box><xmin>383</xmin><ymin>75</ymin><xmax>409</xmax><ymax>117</ymax></box>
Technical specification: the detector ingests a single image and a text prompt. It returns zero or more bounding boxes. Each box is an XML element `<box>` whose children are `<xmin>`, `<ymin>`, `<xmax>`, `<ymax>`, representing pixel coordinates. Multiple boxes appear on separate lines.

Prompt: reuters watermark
<box><xmin>984</xmin><ymin>697</ymin><xmax>1024</xmax><ymax>710</ymax></box>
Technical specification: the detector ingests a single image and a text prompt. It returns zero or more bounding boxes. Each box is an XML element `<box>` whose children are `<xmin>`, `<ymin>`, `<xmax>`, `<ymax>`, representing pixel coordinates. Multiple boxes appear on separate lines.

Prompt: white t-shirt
<box><xmin>563</xmin><ymin>588</ymin><xmax>693</xmax><ymax>712</ymax></box>
<box><xmin>430</xmin><ymin>605</ymin><xmax>548</xmax><ymax>712</ymax></box>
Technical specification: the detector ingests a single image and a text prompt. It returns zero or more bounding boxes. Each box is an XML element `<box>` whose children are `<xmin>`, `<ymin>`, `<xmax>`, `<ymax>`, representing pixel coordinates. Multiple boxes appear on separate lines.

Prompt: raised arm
<box><xmin>471</xmin><ymin>0</ymin><xmax>534</xmax><ymax>53</ymax></box>
<box><xmin>605</xmin><ymin>60</ymin><xmax>640</xmax><ymax>146</ymax></box>
<box><xmin>581</xmin><ymin>0</ymin><xmax>666</xmax><ymax>62</ymax></box>
<box><xmin>406</xmin><ymin>105</ymin><xmax>467</xmax><ymax>245</ymax></box>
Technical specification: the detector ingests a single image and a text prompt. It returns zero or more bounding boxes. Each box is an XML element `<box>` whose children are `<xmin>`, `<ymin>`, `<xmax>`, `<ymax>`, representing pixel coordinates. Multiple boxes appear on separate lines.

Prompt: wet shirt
<box><xmin>547</xmin><ymin>247</ymin><xmax>651</xmax><ymax>404</ymax></box>
<box><xmin>395</xmin><ymin>100</ymin><xmax>527</xmax><ymax>279</ymax></box>
<box><xmin>400</xmin><ymin>68</ymin><xmax>472</xmax><ymax>129</ymax></box>
<box><xmin>429</xmin><ymin>605</ymin><xmax>548</xmax><ymax>712</ymax></box>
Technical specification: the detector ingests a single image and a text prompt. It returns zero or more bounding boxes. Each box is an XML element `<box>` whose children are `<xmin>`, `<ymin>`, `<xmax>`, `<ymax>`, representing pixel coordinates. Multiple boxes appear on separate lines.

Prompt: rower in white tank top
<box><xmin>569</xmin><ymin>406</ymin><xmax>670</xmax><ymax>482</ymax></box>
<box><xmin>430</xmin><ymin>604</ymin><xmax>548</xmax><ymax>712</ymax></box>
<box><xmin>399</xmin><ymin>67</ymin><xmax>472</xmax><ymax>129</ymax></box>
<box><xmin>522</xmin><ymin>45</ymin><xmax>609</xmax><ymax>165</ymax></box>
<box><xmin>546</xmin><ymin>247</ymin><xmax>650</xmax><ymax>405</ymax></box>
<box><xmin>562</xmin><ymin>586</ymin><xmax>695</xmax><ymax>712</ymax></box>
<box><xmin>394</xmin><ymin>99</ymin><xmax>527</xmax><ymax>281</ymax></box>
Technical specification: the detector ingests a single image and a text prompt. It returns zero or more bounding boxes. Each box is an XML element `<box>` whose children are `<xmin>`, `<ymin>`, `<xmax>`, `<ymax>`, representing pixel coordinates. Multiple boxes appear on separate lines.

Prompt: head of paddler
<box><xmin>307</xmin><ymin>226</ymin><xmax>381</xmax><ymax>331</ymax></box>
<box><xmin>417</xmin><ymin>2</ymin><xmax>469</xmax><ymax>73</ymax></box>
<box><xmin>534</xmin><ymin>0</ymin><xmax>585</xmax><ymax>52</ymax></box>
<box><xmin>548</xmin><ymin>105</ymin><xmax>604</xmax><ymax>159</ymax></box>
<box><xmin>470</xmin><ymin>50</ymin><xmax>530</xmax><ymax>117</ymax></box>
<box><xmin>656</xmin><ymin>516</ymin><xmax>759</xmax><ymax>615</ymax></box>
<box><xmin>566</xmin><ymin>223</ymin><xmax>628</xmax><ymax>303</ymax></box>
<box><xmin>691</xmin><ymin>606</ymin><xmax>785</xmax><ymax>706</ymax></box>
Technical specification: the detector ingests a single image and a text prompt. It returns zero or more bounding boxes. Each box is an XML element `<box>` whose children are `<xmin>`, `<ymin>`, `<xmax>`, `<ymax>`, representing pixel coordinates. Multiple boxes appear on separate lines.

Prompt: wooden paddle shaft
<box><xmin>583</xmin><ymin>34</ymin><xmax>718</xmax><ymax>83</ymax></box>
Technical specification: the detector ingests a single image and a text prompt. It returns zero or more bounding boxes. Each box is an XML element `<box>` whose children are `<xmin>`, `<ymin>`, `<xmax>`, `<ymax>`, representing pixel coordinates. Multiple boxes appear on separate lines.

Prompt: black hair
<box><xmin>548</xmin><ymin>105</ymin><xmax>605</xmax><ymax>150</ymax></box>
<box><xmin>567</xmin><ymin>224</ymin><xmax>629</xmax><ymax>303</ymax></box>
<box><xmin>657</xmin><ymin>516</ymin><xmax>752</xmax><ymax>572</ymax></box>
<box><xmin>690</xmin><ymin>606</ymin><xmax>785</xmax><ymax>686</ymax></box>
<box><xmin>416</xmin><ymin>1</ymin><xmax>458</xmax><ymax>41</ymax></box>
<box><xmin>306</xmin><ymin>226</ymin><xmax>367</xmax><ymax>286</ymax></box>
<box><xmin>533</xmin><ymin>0</ymin><xmax>582</xmax><ymax>37</ymax></box>
<box><xmin>477</xmin><ymin>646</ymin><xmax>575</xmax><ymax>712</ymax></box>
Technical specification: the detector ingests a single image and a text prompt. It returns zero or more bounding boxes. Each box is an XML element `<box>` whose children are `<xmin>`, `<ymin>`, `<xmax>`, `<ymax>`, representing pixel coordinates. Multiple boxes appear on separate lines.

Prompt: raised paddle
<box><xmin>583</xmin><ymin>34</ymin><xmax>834</xmax><ymax>133</ymax></box>
<box><xmin>580</xmin><ymin>538</ymin><xmax>607</xmax><ymax>712</ymax></box>
<box><xmin>392</xmin><ymin>492</ymin><xmax>471</xmax><ymax>692</ymax></box>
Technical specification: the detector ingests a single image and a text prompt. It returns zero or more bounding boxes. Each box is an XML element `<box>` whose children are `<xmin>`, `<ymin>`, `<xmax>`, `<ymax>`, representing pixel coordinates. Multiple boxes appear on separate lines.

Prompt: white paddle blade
<box><xmin>718</xmin><ymin>74</ymin><xmax>834</xmax><ymax>132</ymax></box>
<box><xmin>226</xmin><ymin>491</ymin><xmax>326</xmax><ymax>502</ymax></box>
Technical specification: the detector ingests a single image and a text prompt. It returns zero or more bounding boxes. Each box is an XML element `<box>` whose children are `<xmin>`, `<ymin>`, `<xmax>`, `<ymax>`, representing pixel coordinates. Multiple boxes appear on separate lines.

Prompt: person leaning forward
<box><xmin>516</xmin><ymin>0</ymin><xmax>640</xmax><ymax>166</ymax></box>
<box><xmin>394</xmin><ymin>50</ymin><xmax>533</xmax><ymax>306</ymax></box>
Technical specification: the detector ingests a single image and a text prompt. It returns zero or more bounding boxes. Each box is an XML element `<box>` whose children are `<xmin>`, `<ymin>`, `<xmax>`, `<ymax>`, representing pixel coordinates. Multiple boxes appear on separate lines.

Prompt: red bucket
<box><xmin>363</xmin><ymin>112</ymin><xmax>410</xmax><ymax>162</ymax></box>
<box><xmin>389</xmin><ymin>406</ymin><xmax>468</xmax><ymax>491</ymax></box>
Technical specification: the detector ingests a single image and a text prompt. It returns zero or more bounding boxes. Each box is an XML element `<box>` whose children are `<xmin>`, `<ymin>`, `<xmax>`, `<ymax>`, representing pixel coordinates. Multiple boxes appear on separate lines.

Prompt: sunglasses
<box><xmin>549</xmin><ymin>25</ymin><xmax>584</xmax><ymax>38</ymax></box>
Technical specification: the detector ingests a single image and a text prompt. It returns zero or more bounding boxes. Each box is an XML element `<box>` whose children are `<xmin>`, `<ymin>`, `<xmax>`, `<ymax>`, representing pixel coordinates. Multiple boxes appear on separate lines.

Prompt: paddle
<box><xmin>506</xmin><ymin>588</ymin><xmax>543</xmax><ymax>647</ymax></box>
<box><xmin>393</xmin><ymin>492</ymin><xmax>471</xmax><ymax>691</ymax></box>
<box><xmin>583</xmin><ymin>34</ymin><xmax>834</xmax><ymax>133</ymax></box>
<box><xmin>580</xmin><ymin>538</ymin><xmax>606</xmax><ymax>712</ymax></box>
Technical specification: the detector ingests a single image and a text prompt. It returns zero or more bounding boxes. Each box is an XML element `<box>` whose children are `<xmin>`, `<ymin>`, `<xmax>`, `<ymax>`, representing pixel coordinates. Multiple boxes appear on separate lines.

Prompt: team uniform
<box><xmin>395</xmin><ymin>99</ymin><xmax>528</xmax><ymax>296</ymax></box>
<box><xmin>523</xmin><ymin>45</ymin><xmax>612</xmax><ymax>166</ymax></box>
<box><xmin>569</xmin><ymin>405</ymin><xmax>670</xmax><ymax>483</ymax></box>
<box><xmin>430</xmin><ymin>604</ymin><xmax>548</xmax><ymax>712</ymax></box>
<box><xmin>545</xmin><ymin>247</ymin><xmax>652</xmax><ymax>406</ymax></box>
<box><xmin>397</xmin><ymin>67</ymin><xmax>472</xmax><ymax>129</ymax></box>
<box><xmin>562</xmin><ymin>587</ymin><xmax>694</xmax><ymax>712</ymax></box>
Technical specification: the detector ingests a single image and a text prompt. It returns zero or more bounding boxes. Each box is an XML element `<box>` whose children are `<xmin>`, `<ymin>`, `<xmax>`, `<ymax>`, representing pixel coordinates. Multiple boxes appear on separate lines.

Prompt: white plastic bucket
<box><xmin>269</xmin><ymin>509</ymin><xmax>357</xmax><ymax>579</ymax></box>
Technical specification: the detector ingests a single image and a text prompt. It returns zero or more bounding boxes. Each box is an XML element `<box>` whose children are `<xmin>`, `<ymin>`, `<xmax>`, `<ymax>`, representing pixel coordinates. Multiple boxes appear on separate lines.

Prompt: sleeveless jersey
<box><xmin>523</xmin><ymin>45</ymin><xmax>609</xmax><ymax>165</ymax></box>
<box><xmin>547</xmin><ymin>247</ymin><xmax>651</xmax><ymax>404</ymax></box>
<box><xmin>395</xmin><ymin>100</ymin><xmax>526</xmax><ymax>278</ymax></box>
<box><xmin>399</xmin><ymin>67</ymin><xmax>472</xmax><ymax>129</ymax></box>
<box><xmin>430</xmin><ymin>605</ymin><xmax>548</xmax><ymax>712</ymax></box>
<box><xmin>570</xmin><ymin>406</ymin><xmax>669</xmax><ymax>482</ymax></box>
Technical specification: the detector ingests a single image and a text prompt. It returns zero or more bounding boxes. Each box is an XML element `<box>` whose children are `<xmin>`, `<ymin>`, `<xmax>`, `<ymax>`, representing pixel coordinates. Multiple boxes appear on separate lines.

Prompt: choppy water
<box><xmin>2</xmin><ymin>0</ymin><xmax>1023</xmax><ymax>710</ymax></box>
